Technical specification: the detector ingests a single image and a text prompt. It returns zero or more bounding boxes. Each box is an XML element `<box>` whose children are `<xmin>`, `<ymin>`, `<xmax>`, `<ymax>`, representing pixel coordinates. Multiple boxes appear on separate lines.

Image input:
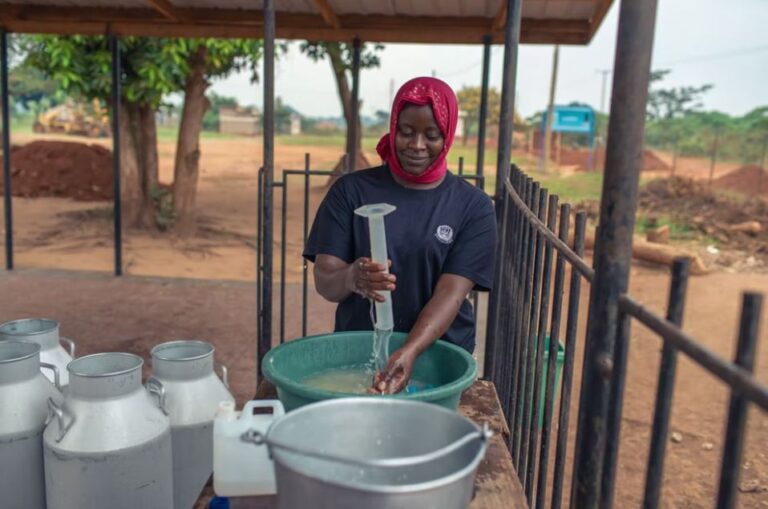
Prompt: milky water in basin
<box><xmin>261</xmin><ymin>332</ymin><xmax>477</xmax><ymax>411</ymax></box>
<box><xmin>301</xmin><ymin>364</ymin><xmax>433</xmax><ymax>394</ymax></box>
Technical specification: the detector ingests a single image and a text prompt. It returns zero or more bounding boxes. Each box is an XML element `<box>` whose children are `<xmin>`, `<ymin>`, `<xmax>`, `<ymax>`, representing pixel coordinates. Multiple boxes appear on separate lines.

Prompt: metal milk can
<box><xmin>0</xmin><ymin>318</ymin><xmax>76</xmax><ymax>387</ymax></box>
<box><xmin>149</xmin><ymin>340</ymin><xmax>235</xmax><ymax>509</ymax></box>
<box><xmin>44</xmin><ymin>352</ymin><xmax>173</xmax><ymax>509</ymax></box>
<box><xmin>0</xmin><ymin>341</ymin><xmax>62</xmax><ymax>509</ymax></box>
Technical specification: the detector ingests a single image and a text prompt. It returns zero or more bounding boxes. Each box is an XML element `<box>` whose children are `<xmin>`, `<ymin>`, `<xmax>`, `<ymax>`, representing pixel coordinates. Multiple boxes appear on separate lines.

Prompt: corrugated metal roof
<box><xmin>0</xmin><ymin>0</ymin><xmax>613</xmax><ymax>44</ymax></box>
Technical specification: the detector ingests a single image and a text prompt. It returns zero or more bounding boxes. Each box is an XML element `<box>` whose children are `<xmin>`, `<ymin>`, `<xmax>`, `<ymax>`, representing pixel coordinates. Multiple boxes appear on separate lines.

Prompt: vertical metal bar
<box><xmin>551</xmin><ymin>211</ymin><xmax>586</xmax><ymax>509</ymax></box>
<box><xmin>302</xmin><ymin>153</ymin><xmax>310</xmax><ymax>338</ymax></box>
<box><xmin>485</xmin><ymin>175</ymin><xmax>508</xmax><ymax>384</ymax></box>
<box><xmin>521</xmin><ymin>188</ymin><xmax>549</xmax><ymax>494</ymax></box>
<box><xmin>0</xmin><ymin>29</ymin><xmax>12</xmax><ymax>271</ymax></box>
<box><xmin>526</xmin><ymin>193</ymin><xmax>558</xmax><ymax>500</ymax></box>
<box><xmin>256</xmin><ymin>167</ymin><xmax>264</xmax><ymax>347</ymax></box>
<box><xmin>259</xmin><ymin>0</ymin><xmax>276</xmax><ymax>380</ymax></box>
<box><xmin>494</xmin><ymin>176</ymin><xmax>512</xmax><ymax>404</ymax></box>
<box><xmin>509</xmin><ymin>176</ymin><xmax>533</xmax><ymax>446</ymax></box>
<box><xmin>501</xmin><ymin>170</ymin><xmax>522</xmax><ymax>391</ymax></box>
<box><xmin>600</xmin><ymin>308</ymin><xmax>631</xmax><ymax>509</ymax></box>
<box><xmin>487</xmin><ymin>0</ymin><xmax>522</xmax><ymax>374</ymax></box>
<box><xmin>346</xmin><ymin>38</ymin><xmax>361</xmax><ymax>174</ymax></box>
<box><xmin>477</xmin><ymin>34</ymin><xmax>491</xmax><ymax>186</ymax></box>
<box><xmin>109</xmin><ymin>33</ymin><xmax>122</xmax><ymax>276</ymax></box>
<box><xmin>280</xmin><ymin>176</ymin><xmax>287</xmax><ymax>344</ymax></box>
<box><xmin>494</xmin><ymin>0</ymin><xmax>522</xmax><ymax>199</ymax></box>
<box><xmin>715</xmin><ymin>293</ymin><xmax>763</xmax><ymax>509</ymax></box>
<box><xmin>572</xmin><ymin>1</ymin><xmax>658</xmax><ymax>505</ymax></box>
<box><xmin>536</xmin><ymin>202</ymin><xmax>570</xmax><ymax>509</ymax></box>
<box><xmin>513</xmin><ymin>181</ymin><xmax>540</xmax><ymax>466</ymax></box>
<box><xmin>458</xmin><ymin>156</ymin><xmax>464</xmax><ymax>175</ymax></box>
<box><xmin>642</xmin><ymin>258</ymin><xmax>690</xmax><ymax>509</ymax></box>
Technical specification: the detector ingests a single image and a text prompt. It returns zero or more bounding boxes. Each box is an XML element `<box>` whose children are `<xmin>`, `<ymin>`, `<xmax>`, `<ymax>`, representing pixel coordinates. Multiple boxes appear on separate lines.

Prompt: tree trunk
<box><xmin>139</xmin><ymin>103</ymin><xmax>159</xmax><ymax>227</ymax></box>
<box><xmin>326</xmin><ymin>43</ymin><xmax>364</xmax><ymax>170</ymax></box>
<box><xmin>118</xmin><ymin>101</ymin><xmax>146</xmax><ymax>228</ymax></box>
<box><xmin>172</xmin><ymin>45</ymin><xmax>210</xmax><ymax>236</ymax></box>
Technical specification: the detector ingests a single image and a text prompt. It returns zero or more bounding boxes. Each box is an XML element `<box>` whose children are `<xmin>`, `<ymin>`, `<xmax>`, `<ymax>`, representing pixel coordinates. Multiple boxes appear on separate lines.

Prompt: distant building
<box><xmin>456</xmin><ymin>111</ymin><xmax>468</xmax><ymax>141</ymax></box>
<box><xmin>219</xmin><ymin>107</ymin><xmax>262</xmax><ymax>135</ymax></box>
<box><xmin>156</xmin><ymin>108</ymin><xmax>179</xmax><ymax>128</ymax></box>
<box><xmin>289</xmin><ymin>112</ymin><xmax>302</xmax><ymax>135</ymax></box>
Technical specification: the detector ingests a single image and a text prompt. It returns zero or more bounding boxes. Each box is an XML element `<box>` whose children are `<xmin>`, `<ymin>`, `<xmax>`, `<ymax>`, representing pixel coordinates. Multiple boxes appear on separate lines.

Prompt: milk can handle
<box><xmin>242</xmin><ymin>423</ymin><xmax>492</xmax><ymax>469</ymax></box>
<box><xmin>215</xmin><ymin>362</ymin><xmax>230</xmax><ymax>389</ymax></box>
<box><xmin>60</xmin><ymin>337</ymin><xmax>76</xmax><ymax>358</ymax></box>
<box><xmin>39</xmin><ymin>362</ymin><xmax>61</xmax><ymax>391</ymax></box>
<box><xmin>146</xmin><ymin>376</ymin><xmax>168</xmax><ymax>415</ymax></box>
<box><xmin>46</xmin><ymin>398</ymin><xmax>74</xmax><ymax>443</ymax></box>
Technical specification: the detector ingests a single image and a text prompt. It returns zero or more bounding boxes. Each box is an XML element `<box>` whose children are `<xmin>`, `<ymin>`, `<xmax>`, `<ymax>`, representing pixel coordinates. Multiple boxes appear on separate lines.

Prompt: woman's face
<box><xmin>395</xmin><ymin>104</ymin><xmax>445</xmax><ymax>176</ymax></box>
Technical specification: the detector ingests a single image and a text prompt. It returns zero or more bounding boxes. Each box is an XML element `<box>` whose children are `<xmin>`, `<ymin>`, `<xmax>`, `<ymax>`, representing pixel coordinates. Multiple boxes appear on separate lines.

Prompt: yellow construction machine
<box><xmin>33</xmin><ymin>100</ymin><xmax>111</xmax><ymax>138</ymax></box>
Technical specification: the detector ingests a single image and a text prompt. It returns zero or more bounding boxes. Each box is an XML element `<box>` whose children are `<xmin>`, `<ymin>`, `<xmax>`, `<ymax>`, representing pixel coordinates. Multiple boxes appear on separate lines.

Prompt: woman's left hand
<box><xmin>371</xmin><ymin>347</ymin><xmax>416</xmax><ymax>394</ymax></box>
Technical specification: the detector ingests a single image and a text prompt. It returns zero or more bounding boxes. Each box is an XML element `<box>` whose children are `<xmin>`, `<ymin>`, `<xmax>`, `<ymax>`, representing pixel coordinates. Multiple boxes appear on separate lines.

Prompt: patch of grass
<box><xmin>276</xmin><ymin>134</ymin><xmax>347</xmax><ymax>148</ymax></box>
<box><xmin>635</xmin><ymin>214</ymin><xmax>697</xmax><ymax>240</ymax></box>
<box><xmin>11</xmin><ymin>116</ymin><xmax>34</xmax><ymax>133</ymax></box>
<box><xmin>535</xmin><ymin>172</ymin><xmax>604</xmax><ymax>204</ymax></box>
<box><xmin>157</xmin><ymin>127</ymin><xmax>240</xmax><ymax>142</ymax></box>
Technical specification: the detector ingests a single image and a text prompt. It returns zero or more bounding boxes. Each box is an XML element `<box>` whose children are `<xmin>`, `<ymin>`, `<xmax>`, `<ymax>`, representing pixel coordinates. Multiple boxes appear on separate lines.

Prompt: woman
<box><xmin>303</xmin><ymin>77</ymin><xmax>497</xmax><ymax>394</ymax></box>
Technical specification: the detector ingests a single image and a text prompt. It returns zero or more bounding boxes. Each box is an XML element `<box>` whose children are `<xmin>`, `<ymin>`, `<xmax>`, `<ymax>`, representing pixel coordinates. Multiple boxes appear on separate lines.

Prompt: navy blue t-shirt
<box><xmin>303</xmin><ymin>165</ymin><xmax>497</xmax><ymax>352</ymax></box>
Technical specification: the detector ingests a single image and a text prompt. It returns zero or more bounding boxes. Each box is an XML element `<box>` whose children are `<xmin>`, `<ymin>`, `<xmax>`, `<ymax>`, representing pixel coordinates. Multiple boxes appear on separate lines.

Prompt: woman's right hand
<box><xmin>345</xmin><ymin>257</ymin><xmax>396</xmax><ymax>302</ymax></box>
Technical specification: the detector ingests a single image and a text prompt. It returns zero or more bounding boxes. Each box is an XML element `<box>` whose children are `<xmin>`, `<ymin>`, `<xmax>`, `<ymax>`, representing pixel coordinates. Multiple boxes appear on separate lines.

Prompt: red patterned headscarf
<box><xmin>376</xmin><ymin>77</ymin><xmax>458</xmax><ymax>184</ymax></box>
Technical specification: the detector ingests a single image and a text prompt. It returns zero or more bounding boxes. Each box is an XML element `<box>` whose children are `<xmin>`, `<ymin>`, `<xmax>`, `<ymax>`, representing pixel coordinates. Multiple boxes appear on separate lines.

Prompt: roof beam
<box><xmin>0</xmin><ymin>5</ymin><xmax>593</xmax><ymax>45</ymax></box>
<box><xmin>144</xmin><ymin>0</ymin><xmax>185</xmax><ymax>23</ymax></box>
<box><xmin>588</xmin><ymin>0</ymin><xmax>613</xmax><ymax>39</ymax></box>
<box><xmin>312</xmin><ymin>0</ymin><xmax>341</xmax><ymax>29</ymax></box>
<box><xmin>492</xmin><ymin>1</ymin><xmax>507</xmax><ymax>31</ymax></box>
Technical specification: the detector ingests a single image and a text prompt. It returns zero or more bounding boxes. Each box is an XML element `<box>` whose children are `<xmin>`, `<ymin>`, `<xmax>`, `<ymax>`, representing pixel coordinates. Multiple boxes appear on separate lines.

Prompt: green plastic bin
<box><xmin>262</xmin><ymin>331</ymin><xmax>477</xmax><ymax>412</ymax></box>
<box><xmin>533</xmin><ymin>336</ymin><xmax>565</xmax><ymax>427</ymax></box>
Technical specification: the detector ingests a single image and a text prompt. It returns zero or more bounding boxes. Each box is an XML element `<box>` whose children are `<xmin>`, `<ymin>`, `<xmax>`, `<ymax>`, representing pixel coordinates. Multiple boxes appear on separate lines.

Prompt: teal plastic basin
<box><xmin>262</xmin><ymin>331</ymin><xmax>477</xmax><ymax>412</ymax></box>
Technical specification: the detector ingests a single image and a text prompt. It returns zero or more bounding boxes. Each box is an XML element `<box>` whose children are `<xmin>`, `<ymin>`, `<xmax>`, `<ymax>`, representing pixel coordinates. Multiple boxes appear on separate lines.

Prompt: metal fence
<box><xmin>256</xmin><ymin>156</ymin><xmax>485</xmax><ymax>354</ymax></box>
<box><xmin>485</xmin><ymin>164</ymin><xmax>766</xmax><ymax>508</ymax></box>
<box><xmin>255</xmin><ymin>153</ymin><xmax>766</xmax><ymax>509</ymax></box>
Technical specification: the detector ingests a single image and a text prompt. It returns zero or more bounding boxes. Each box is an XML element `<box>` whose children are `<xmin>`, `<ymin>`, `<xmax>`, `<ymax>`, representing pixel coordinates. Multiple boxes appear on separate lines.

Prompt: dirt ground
<box><xmin>0</xmin><ymin>133</ymin><xmax>767</xmax><ymax>507</ymax></box>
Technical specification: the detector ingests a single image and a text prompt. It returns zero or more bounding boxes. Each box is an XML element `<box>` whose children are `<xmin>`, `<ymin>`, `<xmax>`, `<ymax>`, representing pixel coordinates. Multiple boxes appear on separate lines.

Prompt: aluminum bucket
<box><xmin>251</xmin><ymin>398</ymin><xmax>489</xmax><ymax>509</ymax></box>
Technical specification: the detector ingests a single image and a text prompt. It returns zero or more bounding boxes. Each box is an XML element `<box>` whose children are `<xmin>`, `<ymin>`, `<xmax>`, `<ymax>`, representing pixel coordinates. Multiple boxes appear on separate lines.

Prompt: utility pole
<box><xmin>596</xmin><ymin>69</ymin><xmax>611</xmax><ymax>113</ymax></box>
<box><xmin>708</xmin><ymin>125</ymin><xmax>721</xmax><ymax>185</ymax></box>
<box><xmin>388</xmin><ymin>78</ymin><xmax>394</xmax><ymax>109</ymax></box>
<box><xmin>542</xmin><ymin>44</ymin><xmax>560</xmax><ymax>172</ymax></box>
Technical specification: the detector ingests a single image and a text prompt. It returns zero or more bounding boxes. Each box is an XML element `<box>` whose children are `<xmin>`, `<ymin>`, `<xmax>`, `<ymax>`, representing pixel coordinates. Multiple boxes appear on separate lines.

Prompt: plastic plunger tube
<box><xmin>354</xmin><ymin>203</ymin><xmax>396</xmax><ymax>330</ymax></box>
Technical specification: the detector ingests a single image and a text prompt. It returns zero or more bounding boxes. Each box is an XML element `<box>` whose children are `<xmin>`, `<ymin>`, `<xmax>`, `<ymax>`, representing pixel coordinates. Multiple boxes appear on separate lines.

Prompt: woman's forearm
<box><xmin>401</xmin><ymin>274</ymin><xmax>475</xmax><ymax>357</ymax></box>
<box><xmin>313</xmin><ymin>256</ymin><xmax>353</xmax><ymax>303</ymax></box>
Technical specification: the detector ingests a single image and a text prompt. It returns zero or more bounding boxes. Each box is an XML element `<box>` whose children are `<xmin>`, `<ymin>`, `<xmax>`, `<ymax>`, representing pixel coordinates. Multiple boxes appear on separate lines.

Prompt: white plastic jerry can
<box><xmin>213</xmin><ymin>399</ymin><xmax>285</xmax><ymax>497</ymax></box>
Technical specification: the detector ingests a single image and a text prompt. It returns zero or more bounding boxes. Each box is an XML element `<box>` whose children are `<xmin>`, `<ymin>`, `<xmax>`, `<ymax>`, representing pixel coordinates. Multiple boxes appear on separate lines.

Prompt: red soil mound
<box><xmin>0</xmin><ymin>140</ymin><xmax>113</xmax><ymax>201</ymax></box>
<box><xmin>714</xmin><ymin>164</ymin><xmax>768</xmax><ymax>196</ymax></box>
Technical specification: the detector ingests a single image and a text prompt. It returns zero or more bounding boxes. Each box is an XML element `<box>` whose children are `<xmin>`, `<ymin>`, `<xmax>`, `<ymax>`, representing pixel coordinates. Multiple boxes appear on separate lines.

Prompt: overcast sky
<box><xmin>210</xmin><ymin>0</ymin><xmax>768</xmax><ymax>119</ymax></box>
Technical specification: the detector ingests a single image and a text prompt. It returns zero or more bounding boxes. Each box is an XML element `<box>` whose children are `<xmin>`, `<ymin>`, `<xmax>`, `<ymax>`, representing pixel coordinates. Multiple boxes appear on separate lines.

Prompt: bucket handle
<box><xmin>242</xmin><ymin>423</ymin><xmax>492</xmax><ymax>469</ymax></box>
<box><xmin>214</xmin><ymin>362</ymin><xmax>230</xmax><ymax>389</ymax></box>
<box><xmin>146</xmin><ymin>376</ymin><xmax>169</xmax><ymax>415</ymax></box>
<box><xmin>40</xmin><ymin>362</ymin><xmax>62</xmax><ymax>391</ymax></box>
<box><xmin>60</xmin><ymin>337</ymin><xmax>76</xmax><ymax>358</ymax></box>
<box><xmin>45</xmin><ymin>398</ymin><xmax>75</xmax><ymax>442</ymax></box>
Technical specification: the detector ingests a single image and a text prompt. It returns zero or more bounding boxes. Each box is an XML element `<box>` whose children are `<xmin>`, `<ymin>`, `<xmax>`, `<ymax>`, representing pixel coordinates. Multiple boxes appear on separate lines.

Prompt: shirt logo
<box><xmin>435</xmin><ymin>225</ymin><xmax>454</xmax><ymax>244</ymax></box>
